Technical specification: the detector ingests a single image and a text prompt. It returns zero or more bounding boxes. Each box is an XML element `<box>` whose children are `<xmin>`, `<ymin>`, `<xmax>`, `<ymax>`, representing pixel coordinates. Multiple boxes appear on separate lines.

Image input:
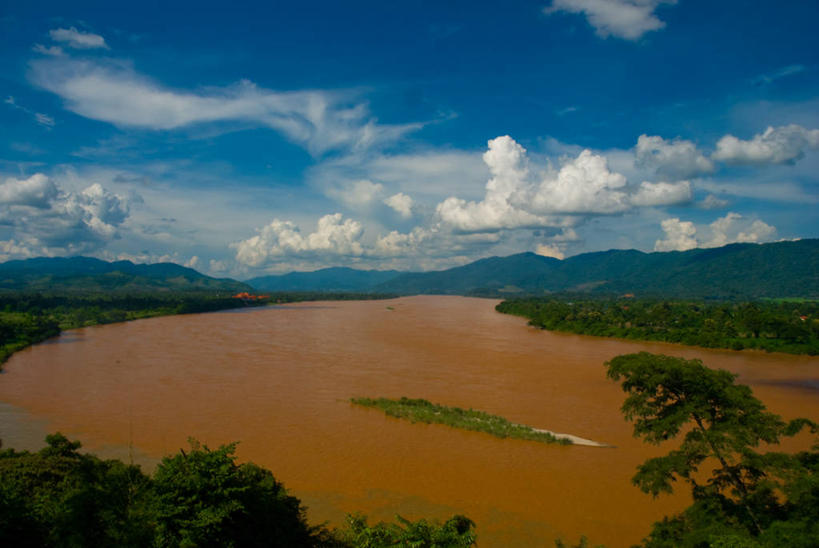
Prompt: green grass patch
<box><xmin>351</xmin><ymin>396</ymin><xmax>571</xmax><ymax>445</ymax></box>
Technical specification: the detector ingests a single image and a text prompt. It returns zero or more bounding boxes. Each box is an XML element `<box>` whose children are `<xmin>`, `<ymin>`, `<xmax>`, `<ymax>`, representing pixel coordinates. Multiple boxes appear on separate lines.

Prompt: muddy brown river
<box><xmin>0</xmin><ymin>297</ymin><xmax>817</xmax><ymax>546</ymax></box>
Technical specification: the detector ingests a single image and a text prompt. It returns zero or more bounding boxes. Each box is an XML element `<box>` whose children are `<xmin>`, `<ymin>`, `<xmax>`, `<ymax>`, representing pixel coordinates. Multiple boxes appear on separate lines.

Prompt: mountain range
<box><xmin>0</xmin><ymin>256</ymin><xmax>250</xmax><ymax>293</ymax></box>
<box><xmin>0</xmin><ymin>239</ymin><xmax>816</xmax><ymax>299</ymax></box>
<box><xmin>246</xmin><ymin>267</ymin><xmax>400</xmax><ymax>292</ymax></box>
<box><xmin>249</xmin><ymin>239</ymin><xmax>819</xmax><ymax>299</ymax></box>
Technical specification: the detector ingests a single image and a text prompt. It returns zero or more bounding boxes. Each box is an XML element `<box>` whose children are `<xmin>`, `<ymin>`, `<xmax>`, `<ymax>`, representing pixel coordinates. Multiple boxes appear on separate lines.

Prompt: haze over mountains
<box><xmin>1</xmin><ymin>239</ymin><xmax>817</xmax><ymax>299</ymax></box>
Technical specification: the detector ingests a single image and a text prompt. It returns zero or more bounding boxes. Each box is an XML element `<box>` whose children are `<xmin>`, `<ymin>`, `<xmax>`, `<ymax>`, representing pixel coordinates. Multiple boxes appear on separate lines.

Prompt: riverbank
<box><xmin>497</xmin><ymin>298</ymin><xmax>819</xmax><ymax>355</ymax></box>
<box><xmin>0</xmin><ymin>291</ymin><xmax>397</xmax><ymax>368</ymax></box>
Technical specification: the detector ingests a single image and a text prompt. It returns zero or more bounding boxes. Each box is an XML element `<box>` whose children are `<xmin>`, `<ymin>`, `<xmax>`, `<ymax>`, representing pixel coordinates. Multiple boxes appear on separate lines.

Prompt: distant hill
<box><xmin>246</xmin><ymin>267</ymin><xmax>400</xmax><ymax>292</ymax></box>
<box><xmin>372</xmin><ymin>239</ymin><xmax>819</xmax><ymax>299</ymax></box>
<box><xmin>0</xmin><ymin>257</ymin><xmax>251</xmax><ymax>293</ymax></box>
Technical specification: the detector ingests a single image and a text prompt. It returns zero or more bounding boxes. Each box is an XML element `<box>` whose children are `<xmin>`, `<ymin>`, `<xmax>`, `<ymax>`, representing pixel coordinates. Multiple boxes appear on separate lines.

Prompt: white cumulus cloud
<box><xmin>436</xmin><ymin>136</ymin><xmax>562</xmax><ymax>232</ymax></box>
<box><xmin>233</xmin><ymin>213</ymin><xmax>365</xmax><ymax>267</ymax></box>
<box><xmin>704</xmin><ymin>213</ymin><xmax>776</xmax><ymax>248</ymax></box>
<box><xmin>535</xmin><ymin>243</ymin><xmax>565</xmax><ymax>259</ymax></box>
<box><xmin>435</xmin><ymin>135</ymin><xmax>703</xmax><ymax>235</ymax></box>
<box><xmin>384</xmin><ymin>192</ymin><xmax>414</xmax><ymax>218</ymax></box>
<box><xmin>654</xmin><ymin>213</ymin><xmax>776</xmax><ymax>252</ymax></box>
<box><xmin>712</xmin><ymin>124</ymin><xmax>819</xmax><ymax>166</ymax></box>
<box><xmin>0</xmin><ymin>173</ymin><xmax>132</xmax><ymax>257</ymax></box>
<box><xmin>544</xmin><ymin>0</ymin><xmax>677</xmax><ymax>40</ymax></box>
<box><xmin>522</xmin><ymin>149</ymin><xmax>629</xmax><ymax>214</ymax></box>
<box><xmin>635</xmin><ymin>134</ymin><xmax>714</xmax><ymax>179</ymax></box>
<box><xmin>654</xmin><ymin>217</ymin><xmax>697</xmax><ymax>252</ymax></box>
<box><xmin>0</xmin><ymin>173</ymin><xmax>59</xmax><ymax>208</ymax></box>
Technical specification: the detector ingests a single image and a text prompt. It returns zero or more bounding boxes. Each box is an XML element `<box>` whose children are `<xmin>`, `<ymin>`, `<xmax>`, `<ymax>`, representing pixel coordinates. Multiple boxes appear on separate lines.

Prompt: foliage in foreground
<box><xmin>351</xmin><ymin>396</ymin><xmax>570</xmax><ymax>445</ymax></box>
<box><xmin>497</xmin><ymin>298</ymin><xmax>819</xmax><ymax>355</ymax></box>
<box><xmin>0</xmin><ymin>434</ymin><xmax>476</xmax><ymax>547</ymax></box>
<box><xmin>606</xmin><ymin>352</ymin><xmax>819</xmax><ymax>547</ymax></box>
<box><xmin>340</xmin><ymin>513</ymin><xmax>476</xmax><ymax>548</ymax></box>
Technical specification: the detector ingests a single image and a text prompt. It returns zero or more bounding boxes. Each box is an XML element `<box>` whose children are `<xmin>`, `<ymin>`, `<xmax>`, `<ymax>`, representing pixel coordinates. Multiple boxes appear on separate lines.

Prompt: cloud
<box><xmin>0</xmin><ymin>173</ymin><xmax>132</xmax><ymax>257</ymax></box>
<box><xmin>635</xmin><ymin>134</ymin><xmax>714</xmax><ymax>180</ymax></box>
<box><xmin>522</xmin><ymin>149</ymin><xmax>629</xmax><ymax>214</ymax></box>
<box><xmin>654</xmin><ymin>213</ymin><xmax>776</xmax><ymax>251</ymax></box>
<box><xmin>436</xmin><ymin>136</ymin><xmax>635</xmax><ymax>233</ymax></box>
<box><xmin>699</xmin><ymin>194</ymin><xmax>729</xmax><ymax>209</ymax></box>
<box><xmin>712</xmin><ymin>124</ymin><xmax>819</xmax><ymax>166</ymax></box>
<box><xmin>436</xmin><ymin>136</ymin><xmax>565</xmax><ymax>232</ymax></box>
<box><xmin>48</xmin><ymin>27</ymin><xmax>109</xmax><ymax>50</ymax></box>
<box><xmin>0</xmin><ymin>173</ymin><xmax>59</xmax><ymax>208</ymax></box>
<box><xmin>34</xmin><ymin>113</ymin><xmax>55</xmax><ymax>127</ymax></box>
<box><xmin>232</xmin><ymin>213</ymin><xmax>365</xmax><ymax>267</ymax></box>
<box><xmin>374</xmin><ymin>226</ymin><xmax>432</xmax><ymax>256</ymax></box>
<box><xmin>0</xmin><ymin>239</ymin><xmax>40</xmax><ymax>262</ymax></box>
<box><xmin>4</xmin><ymin>95</ymin><xmax>56</xmax><ymax>128</ymax></box>
<box><xmin>535</xmin><ymin>243</ymin><xmax>565</xmax><ymax>259</ymax></box>
<box><xmin>697</xmin><ymin>179</ymin><xmax>817</xmax><ymax>204</ymax></box>
<box><xmin>29</xmin><ymin>57</ymin><xmax>421</xmax><ymax>156</ymax></box>
<box><xmin>373</xmin><ymin>226</ymin><xmax>501</xmax><ymax>260</ymax></box>
<box><xmin>208</xmin><ymin>259</ymin><xmax>229</xmax><ymax>274</ymax></box>
<box><xmin>384</xmin><ymin>192</ymin><xmax>414</xmax><ymax>218</ymax></box>
<box><xmin>704</xmin><ymin>212</ymin><xmax>776</xmax><ymax>248</ymax></box>
<box><xmin>752</xmin><ymin>64</ymin><xmax>806</xmax><ymax>86</ymax></box>
<box><xmin>544</xmin><ymin>0</ymin><xmax>677</xmax><ymax>40</ymax></box>
<box><xmin>32</xmin><ymin>44</ymin><xmax>64</xmax><ymax>56</ymax></box>
<box><xmin>630</xmin><ymin>180</ymin><xmax>692</xmax><ymax>206</ymax></box>
<box><xmin>654</xmin><ymin>217</ymin><xmax>697</xmax><ymax>251</ymax></box>
<box><xmin>325</xmin><ymin>179</ymin><xmax>384</xmax><ymax>209</ymax></box>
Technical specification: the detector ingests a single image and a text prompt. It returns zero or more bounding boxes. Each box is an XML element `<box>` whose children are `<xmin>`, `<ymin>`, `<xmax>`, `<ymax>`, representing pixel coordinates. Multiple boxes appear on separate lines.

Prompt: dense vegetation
<box><xmin>497</xmin><ymin>298</ymin><xmax>819</xmax><ymax>355</ymax></box>
<box><xmin>350</xmin><ymin>397</ymin><xmax>570</xmax><ymax>445</ymax></box>
<box><xmin>0</xmin><ymin>311</ymin><xmax>60</xmax><ymax>364</ymax></box>
<box><xmin>0</xmin><ymin>435</ymin><xmax>477</xmax><ymax>547</ymax></box>
<box><xmin>606</xmin><ymin>352</ymin><xmax>819</xmax><ymax>547</ymax></box>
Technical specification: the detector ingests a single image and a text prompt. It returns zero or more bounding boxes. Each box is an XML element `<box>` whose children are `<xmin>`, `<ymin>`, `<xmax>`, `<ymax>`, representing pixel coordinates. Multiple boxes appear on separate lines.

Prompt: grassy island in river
<box><xmin>351</xmin><ymin>397</ymin><xmax>572</xmax><ymax>445</ymax></box>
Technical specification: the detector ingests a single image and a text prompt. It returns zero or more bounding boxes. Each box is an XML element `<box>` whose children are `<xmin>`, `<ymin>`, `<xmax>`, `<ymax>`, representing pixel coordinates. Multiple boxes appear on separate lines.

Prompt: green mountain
<box><xmin>246</xmin><ymin>267</ymin><xmax>401</xmax><ymax>292</ymax></box>
<box><xmin>4</xmin><ymin>240</ymin><xmax>816</xmax><ymax>298</ymax></box>
<box><xmin>373</xmin><ymin>239</ymin><xmax>819</xmax><ymax>299</ymax></box>
<box><xmin>0</xmin><ymin>257</ymin><xmax>251</xmax><ymax>293</ymax></box>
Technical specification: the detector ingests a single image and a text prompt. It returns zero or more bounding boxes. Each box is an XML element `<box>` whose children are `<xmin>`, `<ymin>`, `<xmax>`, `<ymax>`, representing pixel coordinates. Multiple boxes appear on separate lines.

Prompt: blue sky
<box><xmin>1</xmin><ymin>0</ymin><xmax>818</xmax><ymax>277</ymax></box>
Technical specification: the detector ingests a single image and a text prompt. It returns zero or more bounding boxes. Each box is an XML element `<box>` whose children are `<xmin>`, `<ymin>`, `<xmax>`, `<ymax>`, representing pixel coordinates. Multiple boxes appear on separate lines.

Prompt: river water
<box><xmin>0</xmin><ymin>296</ymin><xmax>817</xmax><ymax>546</ymax></box>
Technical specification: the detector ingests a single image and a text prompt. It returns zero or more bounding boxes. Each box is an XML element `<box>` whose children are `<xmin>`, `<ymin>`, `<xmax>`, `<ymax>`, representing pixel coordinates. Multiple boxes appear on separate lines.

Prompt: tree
<box><xmin>151</xmin><ymin>438</ymin><xmax>319</xmax><ymax>547</ymax></box>
<box><xmin>605</xmin><ymin>352</ymin><xmax>818</xmax><ymax>546</ymax></box>
<box><xmin>0</xmin><ymin>432</ymin><xmax>153</xmax><ymax>547</ymax></box>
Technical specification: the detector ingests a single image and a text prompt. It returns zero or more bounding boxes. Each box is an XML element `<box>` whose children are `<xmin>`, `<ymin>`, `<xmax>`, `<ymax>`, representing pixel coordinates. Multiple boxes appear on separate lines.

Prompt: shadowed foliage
<box><xmin>606</xmin><ymin>352</ymin><xmax>819</xmax><ymax>547</ymax></box>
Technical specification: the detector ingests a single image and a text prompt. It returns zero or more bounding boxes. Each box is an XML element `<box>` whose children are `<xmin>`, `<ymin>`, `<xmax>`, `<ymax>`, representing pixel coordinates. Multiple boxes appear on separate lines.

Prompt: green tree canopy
<box><xmin>605</xmin><ymin>352</ymin><xmax>819</xmax><ymax>547</ymax></box>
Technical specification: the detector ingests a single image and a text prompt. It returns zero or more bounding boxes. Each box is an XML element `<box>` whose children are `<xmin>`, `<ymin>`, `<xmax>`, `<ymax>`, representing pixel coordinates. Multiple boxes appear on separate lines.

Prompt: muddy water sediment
<box><xmin>0</xmin><ymin>296</ymin><xmax>817</xmax><ymax>547</ymax></box>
